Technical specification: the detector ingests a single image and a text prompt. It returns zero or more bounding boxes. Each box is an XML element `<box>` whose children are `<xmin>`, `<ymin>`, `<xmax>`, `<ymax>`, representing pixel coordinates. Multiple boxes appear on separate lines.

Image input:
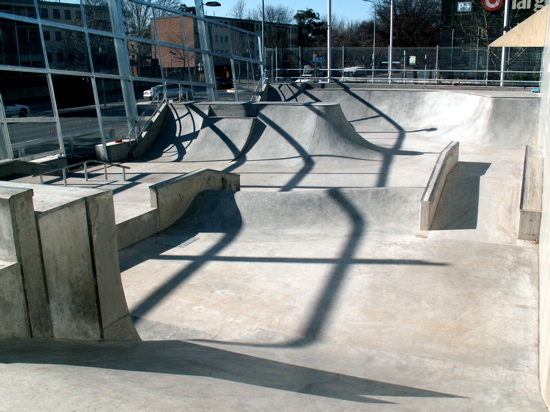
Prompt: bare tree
<box><xmin>251</xmin><ymin>3</ymin><xmax>294</xmax><ymax>23</ymax></box>
<box><xmin>231</xmin><ymin>0</ymin><xmax>247</xmax><ymax>19</ymax></box>
<box><xmin>375</xmin><ymin>0</ymin><xmax>441</xmax><ymax>46</ymax></box>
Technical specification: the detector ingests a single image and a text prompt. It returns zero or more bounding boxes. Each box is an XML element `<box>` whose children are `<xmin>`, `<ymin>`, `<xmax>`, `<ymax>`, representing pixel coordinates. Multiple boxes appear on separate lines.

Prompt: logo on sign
<box><xmin>482</xmin><ymin>0</ymin><xmax>504</xmax><ymax>11</ymax></box>
<box><xmin>457</xmin><ymin>2</ymin><xmax>472</xmax><ymax>11</ymax></box>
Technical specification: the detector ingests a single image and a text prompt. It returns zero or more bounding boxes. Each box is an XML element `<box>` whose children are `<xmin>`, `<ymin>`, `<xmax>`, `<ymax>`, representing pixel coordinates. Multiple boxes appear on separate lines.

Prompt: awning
<box><xmin>489</xmin><ymin>5</ymin><xmax>548</xmax><ymax>47</ymax></box>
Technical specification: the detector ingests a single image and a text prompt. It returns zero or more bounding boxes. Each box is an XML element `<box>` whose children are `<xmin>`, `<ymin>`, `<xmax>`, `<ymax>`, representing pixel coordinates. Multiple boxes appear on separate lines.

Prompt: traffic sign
<box><xmin>481</xmin><ymin>0</ymin><xmax>504</xmax><ymax>11</ymax></box>
<box><xmin>457</xmin><ymin>2</ymin><xmax>472</xmax><ymax>12</ymax></box>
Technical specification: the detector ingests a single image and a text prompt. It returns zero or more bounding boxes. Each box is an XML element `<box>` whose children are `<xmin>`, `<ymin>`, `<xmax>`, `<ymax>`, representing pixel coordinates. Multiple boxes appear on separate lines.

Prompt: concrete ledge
<box><xmin>0</xmin><ymin>158</ymin><xmax>66</xmax><ymax>179</ymax></box>
<box><xmin>518</xmin><ymin>145</ymin><xmax>543</xmax><ymax>241</ymax></box>
<box><xmin>116</xmin><ymin>208</ymin><xmax>159</xmax><ymax>250</ymax></box>
<box><xmin>115</xmin><ymin>169</ymin><xmax>240</xmax><ymax>250</ymax></box>
<box><xmin>150</xmin><ymin>168</ymin><xmax>240</xmax><ymax>231</ymax></box>
<box><xmin>420</xmin><ymin>141</ymin><xmax>460</xmax><ymax>230</ymax></box>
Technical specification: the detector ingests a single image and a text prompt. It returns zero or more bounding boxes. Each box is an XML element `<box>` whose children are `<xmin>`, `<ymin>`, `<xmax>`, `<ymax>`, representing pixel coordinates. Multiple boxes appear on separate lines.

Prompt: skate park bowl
<box><xmin>0</xmin><ymin>83</ymin><xmax>547</xmax><ymax>410</ymax></box>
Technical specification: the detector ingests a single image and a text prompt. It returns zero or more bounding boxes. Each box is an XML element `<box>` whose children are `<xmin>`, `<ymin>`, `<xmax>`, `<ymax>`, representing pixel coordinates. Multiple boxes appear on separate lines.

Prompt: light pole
<box><xmin>327</xmin><ymin>0</ymin><xmax>332</xmax><ymax>81</ymax></box>
<box><xmin>389</xmin><ymin>0</ymin><xmax>393</xmax><ymax>83</ymax></box>
<box><xmin>500</xmin><ymin>0</ymin><xmax>510</xmax><ymax>86</ymax></box>
<box><xmin>261</xmin><ymin>0</ymin><xmax>265</xmax><ymax>65</ymax></box>
<box><xmin>193</xmin><ymin>0</ymin><xmax>221</xmax><ymax>101</ymax></box>
<box><xmin>362</xmin><ymin>0</ymin><xmax>377</xmax><ymax>82</ymax></box>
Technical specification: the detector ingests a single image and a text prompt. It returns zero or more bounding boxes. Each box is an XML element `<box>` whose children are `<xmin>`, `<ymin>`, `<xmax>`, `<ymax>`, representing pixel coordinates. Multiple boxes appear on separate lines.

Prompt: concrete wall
<box><xmin>117</xmin><ymin>169</ymin><xmax>240</xmax><ymax>249</ymax></box>
<box><xmin>518</xmin><ymin>145</ymin><xmax>543</xmax><ymax>241</ymax></box>
<box><xmin>419</xmin><ymin>142</ymin><xmax>459</xmax><ymax>230</ymax></box>
<box><xmin>0</xmin><ymin>183</ymin><xmax>138</xmax><ymax>340</ymax></box>
<box><xmin>538</xmin><ymin>8</ymin><xmax>550</xmax><ymax>406</ymax></box>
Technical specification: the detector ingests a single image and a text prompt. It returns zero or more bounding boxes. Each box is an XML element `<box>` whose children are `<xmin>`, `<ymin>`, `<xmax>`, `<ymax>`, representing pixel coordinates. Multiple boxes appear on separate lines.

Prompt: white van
<box><xmin>341</xmin><ymin>66</ymin><xmax>371</xmax><ymax>83</ymax></box>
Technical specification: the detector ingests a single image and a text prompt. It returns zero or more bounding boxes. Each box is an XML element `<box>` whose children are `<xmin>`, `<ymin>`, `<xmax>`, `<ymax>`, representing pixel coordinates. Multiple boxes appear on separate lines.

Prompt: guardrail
<box><xmin>33</xmin><ymin>160</ymin><xmax>130</xmax><ymax>186</ymax></box>
<box><xmin>273</xmin><ymin>68</ymin><xmax>541</xmax><ymax>88</ymax></box>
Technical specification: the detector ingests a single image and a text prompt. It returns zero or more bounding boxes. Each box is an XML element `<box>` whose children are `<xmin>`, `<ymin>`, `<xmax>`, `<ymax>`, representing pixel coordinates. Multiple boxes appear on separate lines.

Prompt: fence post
<box><xmin>275</xmin><ymin>47</ymin><xmax>278</xmax><ymax>80</ymax></box>
<box><xmin>435</xmin><ymin>45</ymin><xmax>439</xmax><ymax>82</ymax></box>
<box><xmin>486</xmin><ymin>46</ymin><xmax>490</xmax><ymax>86</ymax></box>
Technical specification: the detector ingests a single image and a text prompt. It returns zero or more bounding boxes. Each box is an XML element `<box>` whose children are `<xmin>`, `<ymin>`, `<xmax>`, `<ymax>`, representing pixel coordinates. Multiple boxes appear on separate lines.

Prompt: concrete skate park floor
<box><xmin>1</xmin><ymin>87</ymin><xmax>546</xmax><ymax>410</ymax></box>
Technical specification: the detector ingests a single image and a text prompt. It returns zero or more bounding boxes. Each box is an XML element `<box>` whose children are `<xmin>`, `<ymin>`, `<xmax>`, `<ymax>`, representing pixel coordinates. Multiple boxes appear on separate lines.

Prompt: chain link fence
<box><xmin>266</xmin><ymin>46</ymin><xmax>543</xmax><ymax>87</ymax></box>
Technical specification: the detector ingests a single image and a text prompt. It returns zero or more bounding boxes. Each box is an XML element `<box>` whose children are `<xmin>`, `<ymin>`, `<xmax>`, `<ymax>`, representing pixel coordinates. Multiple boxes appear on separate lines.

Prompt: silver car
<box><xmin>3</xmin><ymin>101</ymin><xmax>30</xmax><ymax>117</ymax></box>
<box><xmin>143</xmin><ymin>84</ymin><xmax>193</xmax><ymax>101</ymax></box>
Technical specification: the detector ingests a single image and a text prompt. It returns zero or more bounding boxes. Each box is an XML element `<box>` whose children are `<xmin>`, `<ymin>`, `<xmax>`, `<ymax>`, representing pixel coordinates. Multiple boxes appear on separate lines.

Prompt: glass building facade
<box><xmin>0</xmin><ymin>0</ymin><xmax>262</xmax><ymax>160</ymax></box>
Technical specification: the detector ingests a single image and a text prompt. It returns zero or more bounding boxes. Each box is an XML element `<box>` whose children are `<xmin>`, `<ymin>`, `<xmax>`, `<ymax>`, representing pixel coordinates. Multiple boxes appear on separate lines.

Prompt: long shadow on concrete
<box><xmin>270</xmin><ymin>83</ymin><xmax>414</xmax><ymax>188</ymax></box>
<box><xmin>0</xmin><ymin>339</ymin><xmax>463</xmax><ymax>404</ymax></box>
<box><xmin>128</xmin><ymin>191</ymin><xmax>243</xmax><ymax>320</ymax></box>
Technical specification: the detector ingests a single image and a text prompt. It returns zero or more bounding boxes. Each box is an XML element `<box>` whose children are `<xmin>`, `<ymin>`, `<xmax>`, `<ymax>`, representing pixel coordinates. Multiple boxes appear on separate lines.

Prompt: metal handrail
<box><xmin>127</xmin><ymin>94</ymin><xmax>164</xmax><ymax>145</ymax></box>
<box><xmin>33</xmin><ymin>160</ymin><xmax>130</xmax><ymax>186</ymax></box>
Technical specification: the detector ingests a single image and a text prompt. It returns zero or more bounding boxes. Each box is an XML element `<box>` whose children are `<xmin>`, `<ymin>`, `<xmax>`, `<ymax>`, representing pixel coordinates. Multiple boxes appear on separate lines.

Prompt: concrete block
<box><xmin>37</xmin><ymin>197</ymin><xmax>101</xmax><ymax>340</ymax></box>
<box><xmin>150</xmin><ymin>168</ymin><xmax>240</xmax><ymax>231</ymax></box>
<box><xmin>518</xmin><ymin>145</ymin><xmax>543</xmax><ymax>241</ymax></box>
<box><xmin>116</xmin><ymin>208</ymin><xmax>159</xmax><ymax>250</ymax></box>
<box><xmin>0</xmin><ymin>186</ymin><xmax>51</xmax><ymax>337</ymax></box>
<box><xmin>420</xmin><ymin>141</ymin><xmax>460</xmax><ymax>230</ymax></box>
<box><xmin>95</xmin><ymin>140</ymin><xmax>132</xmax><ymax>163</ymax></box>
<box><xmin>84</xmin><ymin>190</ymin><xmax>139</xmax><ymax>340</ymax></box>
<box><xmin>0</xmin><ymin>261</ymin><xmax>31</xmax><ymax>338</ymax></box>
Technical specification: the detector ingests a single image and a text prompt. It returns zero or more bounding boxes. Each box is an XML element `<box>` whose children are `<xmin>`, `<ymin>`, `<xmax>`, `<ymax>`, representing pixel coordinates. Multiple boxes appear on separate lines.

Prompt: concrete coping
<box><xmin>419</xmin><ymin>141</ymin><xmax>460</xmax><ymax>230</ymax></box>
<box><xmin>518</xmin><ymin>145</ymin><xmax>543</xmax><ymax>241</ymax></box>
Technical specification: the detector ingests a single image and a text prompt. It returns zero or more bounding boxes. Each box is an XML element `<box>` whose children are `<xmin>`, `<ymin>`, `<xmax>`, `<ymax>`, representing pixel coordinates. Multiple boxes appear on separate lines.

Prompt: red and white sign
<box><xmin>481</xmin><ymin>0</ymin><xmax>504</xmax><ymax>11</ymax></box>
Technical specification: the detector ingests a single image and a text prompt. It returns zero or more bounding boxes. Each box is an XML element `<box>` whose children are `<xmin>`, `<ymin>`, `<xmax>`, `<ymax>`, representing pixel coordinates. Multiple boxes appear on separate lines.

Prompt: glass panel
<box><xmin>230</xmin><ymin>30</ymin><xmax>249</xmax><ymax>61</ymax></box>
<box><xmin>213</xmin><ymin>55</ymin><xmax>234</xmax><ymax>101</ymax></box>
<box><xmin>0</xmin><ymin>19</ymin><xmax>45</xmax><ymax>68</ymax></box>
<box><xmin>0</xmin><ymin>72</ymin><xmax>53</xmax><ymax>117</ymax></box>
<box><xmin>83</xmin><ymin>0</ymin><xmax>112</xmax><ymax>32</ymax></box>
<box><xmin>160</xmin><ymin>45</ymin><xmax>193</xmax><ymax>82</ymax></box>
<box><xmin>39</xmin><ymin>0</ymin><xmax>84</xmax><ymax>28</ymax></box>
<box><xmin>128</xmin><ymin>39</ymin><xmax>162</xmax><ymax>79</ymax></box>
<box><xmin>123</xmin><ymin>0</ymin><xmax>153</xmax><ymax>37</ymax></box>
<box><xmin>89</xmin><ymin>33</ymin><xmax>118</xmax><ymax>74</ymax></box>
<box><xmin>53</xmin><ymin>74</ymin><xmax>100</xmax><ymax>156</ymax></box>
<box><xmin>43</xmin><ymin>25</ymin><xmax>90</xmax><ymax>71</ymax></box>
<box><xmin>155</xmin><ymin>11</ymin><xmax>183</xmax><ymax>44</ymax></box>
<box><xmin>0</xmin><ymin>126</ymin><xmax>9</xmax><ymax>160</ymax></box>
<box><xmin>0</xmin><ymin>1</ymin><xmax>37</xmax><ymax>18</ymax></box>
<box><xmin>96</xmin><ymin>78</ymin><xmax>127</xmax><ymax>141</ymax></box>
<box><xmin>9</xmin><ymin>121</ymin><xmax>60</xmax><ymax>159</ymax></box>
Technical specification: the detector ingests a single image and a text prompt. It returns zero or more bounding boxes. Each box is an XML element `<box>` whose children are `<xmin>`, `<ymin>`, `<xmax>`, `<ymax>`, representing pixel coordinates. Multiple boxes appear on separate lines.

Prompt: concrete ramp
<box><xmin>141</xmin><ymin>104</ymin><xmax>253</xmax><ymax>162</ymax></box>
<box><xmin>140</xmin><ymin>102</ymin><xmax>386</xmax><ymax>166</ymax></box>
<box><xmin>267</xmin><ymin>84</ymin><xmax>540</xmax><ymax>148</ymax></box>
<box><xmin>168</xmin><ymin>187</ymin><xmax>421</xmax><ymax>236</ymax></box>
<box><xmin>239</xmin><ymin>104</ymin><xmax>384</xmax><ymax>166</ymax></box>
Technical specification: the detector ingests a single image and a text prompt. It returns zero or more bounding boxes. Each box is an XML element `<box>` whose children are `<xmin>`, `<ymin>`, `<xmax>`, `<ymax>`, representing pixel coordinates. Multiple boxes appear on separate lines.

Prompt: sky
<box><xmin>203</xmin><ymin>0</ymin><xmax>377</xmax><ymax>24</ymax></box>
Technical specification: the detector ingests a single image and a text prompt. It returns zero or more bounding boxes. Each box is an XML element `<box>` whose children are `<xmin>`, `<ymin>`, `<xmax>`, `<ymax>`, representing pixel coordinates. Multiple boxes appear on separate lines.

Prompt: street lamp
<box><xmin>194</xmin><ymin>0</ymin><xmax>221</xmax><ymax>100</ymax></box>
<box><xmin>500</xmin><ymin>0</ymin><xmax>510</xmax><ymax>86</ymax></box>
<box><xmin>362</xmin><ymin>0</ymin><xmax>377</xmax><ymax>83</ymax></box>
<box><xmin>327</xmin><ymin>0</ymin><xmax>331</xmax><ymax>81</ymax></box>
<box><xmin>389</xmin><ymin>0</ymin><xmax>393</xmax><ymax>83</ymax></box>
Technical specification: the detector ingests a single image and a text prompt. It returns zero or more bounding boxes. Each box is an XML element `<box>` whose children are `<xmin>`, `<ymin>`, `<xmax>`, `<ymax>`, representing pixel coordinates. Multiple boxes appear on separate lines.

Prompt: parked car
<box><xmin>216</xmin><ymin>77</ymin><xmax>233</xmax><ymax>89</ymax></box>
<box><xmin>3</xmin><ymin>101</ymin><xmax>30</xmax><ymax>117</ymax></box>
<box><xmin>143</xmin><ymin>84</ymin><xmax>193</xmax><ymax>101</ymax></box>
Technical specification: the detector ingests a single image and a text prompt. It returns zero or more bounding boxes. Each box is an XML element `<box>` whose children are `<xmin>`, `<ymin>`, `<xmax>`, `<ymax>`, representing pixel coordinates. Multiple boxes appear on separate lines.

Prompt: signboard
<box><xmin>315</xmin><ymin>57</ymin><xmax>324</xmax><ymax>63</ymax></box>
<box><xmin>481</xmin><ymin>0</ymin><xmax>504</xmax><ymax>11</ymax></box>
<box><xmin>457</xmin><ymin>1</ymin><xmax>472</xmax><ymax>11</ymax></box>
